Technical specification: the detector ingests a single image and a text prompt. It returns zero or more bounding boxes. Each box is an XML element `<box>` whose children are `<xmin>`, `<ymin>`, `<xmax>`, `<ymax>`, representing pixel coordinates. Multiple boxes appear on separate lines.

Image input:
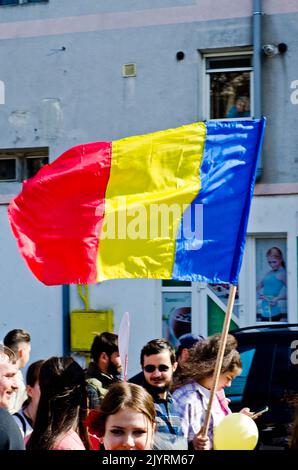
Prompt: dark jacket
<box><xmin>85</xmin><ymin>362</ymin><xmax>119</xmax><ymax>410</ymax></box>
<box><xmin>0</xmin><ymin>408</ymin><xmax>25</xmax><ymax>450</ymax></box>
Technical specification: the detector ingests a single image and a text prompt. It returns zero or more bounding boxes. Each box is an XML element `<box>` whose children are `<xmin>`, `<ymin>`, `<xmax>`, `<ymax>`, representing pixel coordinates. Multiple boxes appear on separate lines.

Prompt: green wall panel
<box><xmin>208</xmin><ymin>296</ymin><xmax>238</xmax><ymax>336</ymax></box>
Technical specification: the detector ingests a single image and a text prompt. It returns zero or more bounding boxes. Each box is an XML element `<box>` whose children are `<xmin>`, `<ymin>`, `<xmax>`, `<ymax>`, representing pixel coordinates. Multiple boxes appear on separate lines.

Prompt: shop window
<box><xmin>0</xmin><ymin>148</ymin><xmax>48</xmax><ymax>182</ymax></box>
<box><xmin>208</xmin><ymin>283</ymin><xmax>240</xmax><ymax>318</ymax></box>
<box><xmin>162</xmin><ymin>291</ymin><xmax>192</xmax><ymax>349</ymax></box>
<box><xmin>205</xmin><ymin>54</ymin><xmax>253</xmax><ymax>119</ymax></box>
<box><xmin>162</xmin><ymin>281</ymin><xmax>192</xmax><ymax>348</ymax></box>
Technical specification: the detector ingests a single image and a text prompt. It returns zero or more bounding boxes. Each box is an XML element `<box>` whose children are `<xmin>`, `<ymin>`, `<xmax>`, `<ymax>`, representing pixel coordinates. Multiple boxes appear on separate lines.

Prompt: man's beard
<box><xmin>107</xmin><ymin>360</ymin><xmax>122</xmax><ymax>378</ymax></box>
<box><xmin>144</xmin><ymin>381</ymin><xmax>170</xmax><ymax>397</ymax></box>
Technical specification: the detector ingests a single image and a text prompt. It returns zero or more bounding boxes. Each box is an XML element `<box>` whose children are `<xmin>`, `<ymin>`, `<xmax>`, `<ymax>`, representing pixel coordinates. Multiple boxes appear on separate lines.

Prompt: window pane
<box><xmin>162</xmin><ymin>280</ymin><xmax>191</xmax><ymax>287</ymax></box>
<box><xmin>256</xmin><ymin>239</ymin><xmax>287</xmax><ymax>322</ymax></box>
<box><xmin>209</xmin><ymin>71</ymin><xmax>251</xmax><ymax>119</ymax></box>
<box><xmin>25</xmin><ymin>156</ymin><xmax>48</xmax><ymax>179</ymax></box>
<box><xmin>0</xmin><ymin>159</ymin><xmax>16</xmax><ymax>181</ymax></box>
<box><xmin>208</xmin><ymin>283</ymin><xmax>240</xmax><ymax>317</ymax></box>
<box><xmin>0</xmin><ymin>0</ymin><xmax>48</xmax><ymax>4</ymax></box>
<box><xmin>0</xmin><ymin>1</ymin><xmax>19</xmax><ymax>5</ymax></box>
<box><xmin>162</xmin><ymin>292</ymin><xmax>191</xmax><ymax>348</ymax></box>
<box><xmin>206</xmin><ymin>57</ymin><xmax>251</xmax><ymax>70</ymax></box>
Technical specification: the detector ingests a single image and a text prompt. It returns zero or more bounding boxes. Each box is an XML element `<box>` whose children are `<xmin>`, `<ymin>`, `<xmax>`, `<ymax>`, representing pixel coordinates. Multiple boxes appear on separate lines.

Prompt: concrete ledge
<box><xmin>254</xmin><ymin>183</ymin><xmax>298</xmax><ymax>196</ymax></box>
<box><xmin>0</xmin><ymin>195</ymin><xmax>15</xmax><ymax>205</ymax></box>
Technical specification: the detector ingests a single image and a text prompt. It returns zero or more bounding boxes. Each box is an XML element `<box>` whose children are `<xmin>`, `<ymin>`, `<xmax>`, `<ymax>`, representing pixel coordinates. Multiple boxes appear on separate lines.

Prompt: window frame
<box><xmin>157</xmin><ymin>280</ymin><xmax>208</xmax><ymax>339</ymax></box>
<box><xmin>0</xmin><ymin>148</ymin><xmax>48</xmax><ymax>183</ymax></box>
<box><xmin>203</xmin><ymin>50</ymin><xmax>254</xmax><ymax>121</ymax></box>
<box><xmin>0</xmin><ymin>156</ymin><xmax>18</xmax><ymax>182</ymax></box>
<box><xmin>0</xmin><ymin>0</ymin><xmax>48</xmax><ymax>5</ymax></box>
<box><xmin>240</xmin><ymin>234</ymin><xmax>294</xmax><ymax>326</ymax></box>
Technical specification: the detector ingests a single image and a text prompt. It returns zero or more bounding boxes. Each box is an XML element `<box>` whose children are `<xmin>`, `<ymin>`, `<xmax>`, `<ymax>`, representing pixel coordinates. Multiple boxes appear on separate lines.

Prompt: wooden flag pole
<box><xmin>118</xmin><ymin>311</ymin><xmax>130</xmax><ymax>383</ymax></box>
<box><xmin>201</xmin><ymin>283</ymin><xmax>237</xmax><ymax>439</ymax></box>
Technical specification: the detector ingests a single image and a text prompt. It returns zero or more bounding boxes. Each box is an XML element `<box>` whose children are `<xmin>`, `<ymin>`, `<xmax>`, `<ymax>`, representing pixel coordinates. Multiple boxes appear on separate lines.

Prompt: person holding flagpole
<box><xmin>172</xmin><ymin>333</ymin><xmax>251</xmax><ymax>450</ymax></box>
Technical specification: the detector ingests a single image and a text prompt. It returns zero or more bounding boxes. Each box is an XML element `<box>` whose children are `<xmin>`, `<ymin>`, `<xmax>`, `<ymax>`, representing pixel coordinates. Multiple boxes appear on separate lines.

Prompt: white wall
<box><xmin>0</xmin><ymin>204</ymin><xmax>63</xmax><ymax>366</ymax></box>
<box><xmin>70</xmin><ymin>279</ymin><xmax>160</xmax><ymax>377</ymax></box>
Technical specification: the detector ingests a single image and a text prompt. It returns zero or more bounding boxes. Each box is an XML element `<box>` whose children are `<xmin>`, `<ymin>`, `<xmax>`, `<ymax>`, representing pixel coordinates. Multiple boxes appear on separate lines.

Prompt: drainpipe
<box><xmin>62</xmin><ymin>285</ymin><xmax>70</xmax><ymax>355</ymax></box>
<box><xmin>253</xmin><ymin>0</ymin><xmax>263</xmax><ymax>180</ymax></box>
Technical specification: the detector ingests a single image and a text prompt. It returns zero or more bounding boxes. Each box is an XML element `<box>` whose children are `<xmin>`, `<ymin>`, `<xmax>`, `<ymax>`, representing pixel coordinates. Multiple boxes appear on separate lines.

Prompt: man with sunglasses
<box><xmin>130</xmin><ymin>339</ymin><xmax>187</xmax><ymax>450</ymax></box>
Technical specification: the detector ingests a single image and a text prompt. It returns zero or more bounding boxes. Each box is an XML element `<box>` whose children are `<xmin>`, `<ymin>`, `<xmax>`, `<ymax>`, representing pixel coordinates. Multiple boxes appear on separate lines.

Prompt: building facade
<box><xmin>0</xmin><ymin>0</ymin><xmax>297</xmax><ymax>376</ymax></box>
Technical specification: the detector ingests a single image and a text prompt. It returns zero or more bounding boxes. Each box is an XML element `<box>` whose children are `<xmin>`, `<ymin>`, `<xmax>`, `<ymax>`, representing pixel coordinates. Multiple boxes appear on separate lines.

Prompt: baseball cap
<box><xmin>177</xmin><ymin>333</ymin><xmax>204</xmax><ymax>351</ymax></box>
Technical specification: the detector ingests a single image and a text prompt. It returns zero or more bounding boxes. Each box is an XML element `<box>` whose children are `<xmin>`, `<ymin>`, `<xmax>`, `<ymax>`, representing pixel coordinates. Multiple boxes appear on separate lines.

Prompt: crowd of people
<box><xmin>0</xmin><ymin>328</ymin><xmax>297</xmax><ymax>451</ymax></box>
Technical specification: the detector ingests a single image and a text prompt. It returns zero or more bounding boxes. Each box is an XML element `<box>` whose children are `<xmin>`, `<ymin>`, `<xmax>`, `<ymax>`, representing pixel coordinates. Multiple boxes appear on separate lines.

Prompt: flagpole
<box><xmin>118</xmin><ymin>311</ymin><xmax>130</xmax><ymax>383</ymax></box>
<box><xmin>124</xmin><ymin>354</ymin><xmax>128</xmax><ymax>383</ymax></box>
<box><xmin>201</xmin><ymin>284</ymin><xmax>237</xmax><ymax>439</ymax></box>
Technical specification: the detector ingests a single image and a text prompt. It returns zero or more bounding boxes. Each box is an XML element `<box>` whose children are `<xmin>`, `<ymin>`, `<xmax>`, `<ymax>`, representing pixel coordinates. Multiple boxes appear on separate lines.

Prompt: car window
<box><xmin>226</xmin><ymin>347</ymin><xmax>256</xmax><ymax>403</ymax></box>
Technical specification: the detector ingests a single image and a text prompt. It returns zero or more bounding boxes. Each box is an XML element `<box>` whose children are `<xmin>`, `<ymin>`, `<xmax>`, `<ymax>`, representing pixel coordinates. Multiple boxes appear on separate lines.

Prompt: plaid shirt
<box><xmin>172</xmin><ymin>382</ymin><xmax>230</xmax><ymax>447</ymax></box>
<box><xmin>152</xmin><ymin>392</ymin><xmax>188</xmax><ymax>450</ymax></box>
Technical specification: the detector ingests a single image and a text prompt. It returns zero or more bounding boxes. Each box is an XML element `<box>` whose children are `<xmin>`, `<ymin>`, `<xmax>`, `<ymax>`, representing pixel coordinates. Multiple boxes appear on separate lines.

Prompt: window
<box><xmin>0</xmin><ymin>1</ymin><xmax>48</xmax><ymax>5</ymax></box>
<box><xmin>0</xmin><ymin>148</ymin><xmax>48</xmax><ymax>182</ymax></box>
<box><xmin>0</xmin><ymin>158</ymin><xmax>16</xmax><ymax>181</ymax></box>
<box><xmin>162</xmin><ymin>280</ymin><xmax>192</xmax><ymax>348</ymax></box>
<box><xmin>205</xmin><ymin>53</ymin><xmax>253</xmax><ymax>119</ymax></box>
<box><xmin>208</xmin><ymin>283</ymin><xmax>240</xmax><ymax>318</ymax></box>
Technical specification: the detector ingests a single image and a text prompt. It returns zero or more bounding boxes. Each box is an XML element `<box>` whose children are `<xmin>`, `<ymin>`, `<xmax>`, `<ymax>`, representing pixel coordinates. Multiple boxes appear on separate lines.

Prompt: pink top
<box><xmin>216</xmin><ymin>389</ymin><xmax>231</xmax><ymax>416</ymax></box>
<box><xmin>52</xmin><ymin>430</ymin><xmax>85</xmax><ymax>450</ymax></box>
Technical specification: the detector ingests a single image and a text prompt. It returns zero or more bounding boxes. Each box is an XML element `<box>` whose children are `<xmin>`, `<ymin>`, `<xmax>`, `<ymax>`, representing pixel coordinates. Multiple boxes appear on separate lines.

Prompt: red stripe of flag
<box><xmin>8</xmin><ymin>142</ymin><xmax>112</xmax><ymax>285</ymax></box>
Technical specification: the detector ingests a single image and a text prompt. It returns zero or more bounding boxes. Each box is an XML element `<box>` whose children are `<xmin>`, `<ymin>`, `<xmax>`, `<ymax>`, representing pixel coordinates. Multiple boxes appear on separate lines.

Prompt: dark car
<box><xmin>226</xmin><ymin>323</ymin><xmax>298</xmax><ymax>449</ymax></box>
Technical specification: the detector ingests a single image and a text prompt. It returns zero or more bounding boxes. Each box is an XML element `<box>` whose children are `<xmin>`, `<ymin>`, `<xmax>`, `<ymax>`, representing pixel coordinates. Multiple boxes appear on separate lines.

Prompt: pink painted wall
<box><xmin>0</xmin><ymin>0</ymin><xmax>298</xmax><ymax>40</ymax></box>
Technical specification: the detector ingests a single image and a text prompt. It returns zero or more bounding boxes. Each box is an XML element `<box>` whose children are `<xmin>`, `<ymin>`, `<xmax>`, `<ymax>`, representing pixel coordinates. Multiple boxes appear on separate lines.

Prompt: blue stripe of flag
<box><xmin>172</xmin><ymin>118</ymin><xmax>266</xmax><ymax>285</ymax></box>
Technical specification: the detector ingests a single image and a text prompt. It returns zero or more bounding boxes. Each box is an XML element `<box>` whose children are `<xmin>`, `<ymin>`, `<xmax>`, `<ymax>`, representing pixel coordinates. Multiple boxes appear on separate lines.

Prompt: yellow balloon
<box><xmin>214</xmin><ymin>413</ymin><xmax>259</xmax><ymax>450</ymax></box>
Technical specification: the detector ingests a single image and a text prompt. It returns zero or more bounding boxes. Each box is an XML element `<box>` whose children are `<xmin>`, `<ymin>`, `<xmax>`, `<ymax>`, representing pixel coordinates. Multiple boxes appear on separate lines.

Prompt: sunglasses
<box><xmin>143</xmin><ymin>364</ymin><xmax>170</xmax><ymax>373</ymax></box>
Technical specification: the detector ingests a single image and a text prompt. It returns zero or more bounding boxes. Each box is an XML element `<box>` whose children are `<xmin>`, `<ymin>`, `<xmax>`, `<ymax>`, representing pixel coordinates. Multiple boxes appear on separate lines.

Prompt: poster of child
<box><xmin>256</xmin><ymin>243</ymin><xmax>287</xmax><ymax>322</ymax></box>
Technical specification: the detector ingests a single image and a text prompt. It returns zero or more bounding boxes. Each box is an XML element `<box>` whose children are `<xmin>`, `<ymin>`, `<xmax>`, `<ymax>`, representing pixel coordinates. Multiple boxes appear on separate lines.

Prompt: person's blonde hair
<box><xmin>0</xmin><ymin>344</ymin><xmax>16</xmax><ymax>364</ymax></box>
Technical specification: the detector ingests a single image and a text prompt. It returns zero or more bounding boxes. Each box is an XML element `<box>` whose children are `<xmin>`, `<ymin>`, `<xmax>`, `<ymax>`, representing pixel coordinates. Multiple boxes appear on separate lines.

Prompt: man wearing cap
<box><xmin>174</xmin><ymin>333</ymin><xmax>204</xmax><ymax>380</ymax></box>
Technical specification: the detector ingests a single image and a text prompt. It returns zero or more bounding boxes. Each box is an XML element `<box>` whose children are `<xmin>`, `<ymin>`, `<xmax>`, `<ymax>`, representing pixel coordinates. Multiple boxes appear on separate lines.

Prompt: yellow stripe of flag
<box><xmin>96</xmin><ymin>122</ymin><xmax>206</xmax><ymax>282</ymax></box>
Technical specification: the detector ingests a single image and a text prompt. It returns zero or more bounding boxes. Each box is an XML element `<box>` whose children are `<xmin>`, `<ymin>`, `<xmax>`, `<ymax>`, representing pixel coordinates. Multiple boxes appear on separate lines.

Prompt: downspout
<box><xmin>62</xmin><ymin>285</ymin><xmax>70</xmax><ymax>355</ymax></box>
<box><xmin>253</xmin><ymin>0</ymin><xmax>263</xmax><ymax>180</ymax></box>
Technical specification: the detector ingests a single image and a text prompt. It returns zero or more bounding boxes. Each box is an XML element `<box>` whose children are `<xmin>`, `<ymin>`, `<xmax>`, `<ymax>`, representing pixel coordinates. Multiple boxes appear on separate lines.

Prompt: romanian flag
<box><xmin>8</xmin><ymin>119</ymin><xmax>265</xmax><ymax>286</ymax></box>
